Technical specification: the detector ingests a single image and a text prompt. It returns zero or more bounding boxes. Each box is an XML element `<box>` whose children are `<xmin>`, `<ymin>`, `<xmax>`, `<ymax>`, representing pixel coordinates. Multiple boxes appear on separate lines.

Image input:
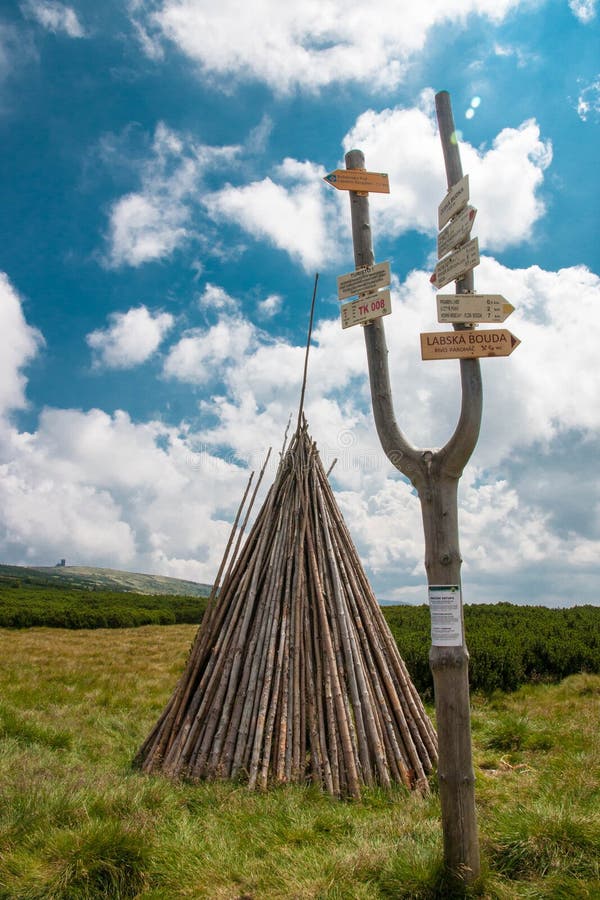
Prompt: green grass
<box><xmin>0</xmin><ymin>626</ymin><xmax>598</xmax><ymax>898</ymax></box>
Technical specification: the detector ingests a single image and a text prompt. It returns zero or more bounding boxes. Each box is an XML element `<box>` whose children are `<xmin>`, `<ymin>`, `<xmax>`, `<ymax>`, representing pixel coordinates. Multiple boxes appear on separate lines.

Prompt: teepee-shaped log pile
<box><xmin>136</xmin><ymin>422</ymin><xmax>437</xmax><ymax>797</ymax></box>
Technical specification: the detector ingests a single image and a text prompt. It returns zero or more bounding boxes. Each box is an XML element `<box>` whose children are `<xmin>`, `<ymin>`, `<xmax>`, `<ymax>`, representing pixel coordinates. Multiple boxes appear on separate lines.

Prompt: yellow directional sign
<box><xmin>420</xmin><ymin>328</ymin><xmax>521</xmax><ymax>360</ymax></box>
<box><xmin>324</xmin><ymin>169</ymin><xmax>390</xmax><ymax>194</ymax></box>
<box><xmin>436</xmin><ymin>294</ymin><xmax>515</xmax><ymax>324</ymax></box>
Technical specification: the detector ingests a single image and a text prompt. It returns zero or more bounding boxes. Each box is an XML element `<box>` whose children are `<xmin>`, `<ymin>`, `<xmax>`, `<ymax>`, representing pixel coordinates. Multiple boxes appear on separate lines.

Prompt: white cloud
<box><xmin>199</xmin><ymin>283</ymin><xmax>238</xmax><ymax>311</ymax></box>
<box><xmin>159</xmin><ymin>258</ymin><xmax>600</xmax><ymax>603</ymax></box>
<box><xmin>205</xmin><ymin>159</ymin><xmax>338</xmax><ymax>271</ymax></box>
<box><xmin>492</xmin><ymin>42</ymin><xmax>538</xmax><ymax>67</ymax></box>
<box><xmin>257</xmin><ymin>294</ymin><xmax>282</xmax><ymax>318</ymax></box>
<box><xmin>21</xmin><ymin>1</ymin><xmax>85</xmax><ymax>38</ymax></box>
<box><xmin>107</xmin><ymin>192</ymin><xmax>191</xmax><ymax>268</ymax></box>
<box><xmin>105</xmin><ymin>122</ymin><xmax>240</xmax><ymax>267</ymax></box>
<box><xmin>134</xmin><ymin>0</ymin><xmax>521</xmax><ymax>93</ymax></box>
<box><xmin>0</xmin><ymin>277</ymin><xmax>252</xmax><ymax>577</ymax></box>
<box><xmin>569</xmin><ymin>0</ymin><xmax>596</xmax><ymax>23</ymax></box>
<box><xmin>86</xmin><ymin>305</ymin><xmax>174</xmax><ymax>369</ymax></box>
<box><xmin>103</xmin><ymin>98</ymin><xmax>551</xmax><ymax>276</ymax></box>
<box><xmin>0</xmin><ymin>407</ymin><xmax>249</xmax><ymax>577</ymax></box>
<box><xmin>343</xmin><ymin>94</ymin><xmax>552</xmax><ymax>251</ymax></box>
<box><xmin>0</xmin><ymin>273</ymin><xmax>44</xmax><ymax>417</ymax></box>
<box><xmin>2</xmin><ymin>265</ymin><xmax>600</xmax><ymax>603</ymax></box>
<box><xmin>201</xmin><ymin>98</ymin><xmax>552</xmax><ymax>270</ymax></box>
<box><xmin>576</xmin><ymin>76</ymin><xmax>600</xmax><ymax>121</ymax></box>
<box><xmin>163</xmin><ymin>317</ymin><xmax>257</xmax><ymax>384</ymax></box>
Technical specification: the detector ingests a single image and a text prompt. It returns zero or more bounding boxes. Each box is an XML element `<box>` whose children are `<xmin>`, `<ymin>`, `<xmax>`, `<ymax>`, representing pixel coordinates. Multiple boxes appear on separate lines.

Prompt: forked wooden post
<box><xmin>345</xmin><ymin>89</ymin><xmax>482</xmax><ymax>883</ymax></box>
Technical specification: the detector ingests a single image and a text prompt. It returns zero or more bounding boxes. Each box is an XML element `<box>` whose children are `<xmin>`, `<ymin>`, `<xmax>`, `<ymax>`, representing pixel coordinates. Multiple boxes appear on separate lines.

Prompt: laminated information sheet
<box><xmin>429</xmin><ymin>585</ymin><xmax>464</xmax><ymax>647</ymax></box>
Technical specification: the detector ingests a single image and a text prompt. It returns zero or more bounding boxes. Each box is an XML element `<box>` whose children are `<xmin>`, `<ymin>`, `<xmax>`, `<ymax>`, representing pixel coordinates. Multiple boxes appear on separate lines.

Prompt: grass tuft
<box><xmin>488</xmin><ymin>802</ymin><xmax>600</xmax><ymax>880</ymax></box>
<box><xmin>45</xmin><ymin>820</ymin><xmax>150</xmax><ymax>899</ymax></box>
<box><xmin>0</xmin><ymin>704</ymin><xmax>72</xmax><ymax>751</ymax></box>
<box><xmin>483</xmin><ymin>713</ymin><xmax>553</xmax><ymax>753</ymax></box>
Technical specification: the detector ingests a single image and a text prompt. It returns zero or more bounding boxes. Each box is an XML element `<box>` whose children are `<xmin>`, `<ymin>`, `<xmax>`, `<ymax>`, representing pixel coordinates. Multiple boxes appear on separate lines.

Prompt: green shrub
<box><xmin>0</xmin><ymin>582</ymin><xmax>207</xmax><ymax>631</ymax></box>
<box><xmin>382</xmin><ymin>603</ymin><xmax>599</xmax><ymax>696</ymax></box>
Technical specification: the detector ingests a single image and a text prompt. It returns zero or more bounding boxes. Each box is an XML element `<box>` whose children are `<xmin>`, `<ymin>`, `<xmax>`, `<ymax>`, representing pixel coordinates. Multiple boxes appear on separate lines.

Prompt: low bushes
<box><xmin>0</xmin><ymin>582</ymin><xmax>207</xmax><ymax>630</ymax></box>
<box><xmin>383</xmin><ymin>603</ymin><xmax>599</xmax><ymax>696</ymax></box>
<box><xmin>1</xmin><ymin>580</ymin><xmax>598</xmax><ymax>695</ymax></box>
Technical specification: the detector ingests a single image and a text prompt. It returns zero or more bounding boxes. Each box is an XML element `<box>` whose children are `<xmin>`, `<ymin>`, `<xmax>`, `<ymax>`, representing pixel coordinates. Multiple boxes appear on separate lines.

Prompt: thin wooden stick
<box><xmin>296</xmin><ymin>273</ymin><xmax>319</xmax><ymax>433</ymax></box>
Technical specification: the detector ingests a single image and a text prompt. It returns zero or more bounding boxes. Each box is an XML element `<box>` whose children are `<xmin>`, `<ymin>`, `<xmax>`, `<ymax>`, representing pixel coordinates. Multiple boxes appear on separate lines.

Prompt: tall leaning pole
<box><xmin>345</xmin><ymin>91</ymin><xmax>481</xmax><ymax>882</ymax></box>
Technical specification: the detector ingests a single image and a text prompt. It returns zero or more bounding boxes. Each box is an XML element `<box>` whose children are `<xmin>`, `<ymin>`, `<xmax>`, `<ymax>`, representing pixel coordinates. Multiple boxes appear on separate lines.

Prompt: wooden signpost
<box><xmin>330</xmin><ymin>93</ymin><xmax>485</xmax><ymax>887</ymax></box>
<box><xmin>328</xmin><ymin>92</ymin><xmax>522</xmax><ymax>887</ymax></box>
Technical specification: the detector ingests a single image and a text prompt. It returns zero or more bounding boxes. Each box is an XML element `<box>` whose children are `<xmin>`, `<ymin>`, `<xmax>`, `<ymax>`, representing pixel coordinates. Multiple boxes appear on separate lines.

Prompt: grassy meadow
<box><xmin>0</xmin><ymin>624</ymin><xmax>598</xmax><ymax>899</ymax></box>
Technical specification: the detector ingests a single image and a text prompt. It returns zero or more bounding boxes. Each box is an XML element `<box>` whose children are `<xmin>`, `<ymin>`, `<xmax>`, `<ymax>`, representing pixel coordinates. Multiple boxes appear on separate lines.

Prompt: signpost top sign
<box><xmin>324</xmin><ymin>169</ymin><xmax>390</xmax><ymax>194</ymax></box>
<box><xmin>438</xmin><ymin>174</ymin><xmax>469</xmax><ymax>230</ymax></box>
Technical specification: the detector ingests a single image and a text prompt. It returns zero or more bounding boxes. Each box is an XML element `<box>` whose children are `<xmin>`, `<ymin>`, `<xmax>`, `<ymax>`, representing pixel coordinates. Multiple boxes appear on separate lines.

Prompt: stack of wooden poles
<box><xmin>135</xmin><ymin>421</ymin><xmax>437</xmax><ymax>797</ymax></box>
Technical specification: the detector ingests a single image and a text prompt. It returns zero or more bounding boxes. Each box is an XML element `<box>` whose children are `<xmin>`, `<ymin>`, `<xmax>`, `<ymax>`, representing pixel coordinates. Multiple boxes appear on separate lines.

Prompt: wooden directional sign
<box><xmin>438</xmin><ymin>205</ymin><xmax>476</xmax><ymax>259</ymax></box>
<box><xmin>341</xmin><ymin>290</ymin><xmax>392</xmax><ymax>329</ymax></box>
<box><xmin>437</xmin><ymin>294</ymin><xmax>515</xmax><ymax>324</ymax></box>
<box><xmin>337</xmin><ymin>261</ymin><xmax>391</xmax><ymax>300</ymax></box>
<box><xmin>324</xmin><ymin>169</ymin><xmax>390</xmax><ymax>194</ymax></box>
<box><xmin>438</xmin><ymin>174</ymin><xmax>469</xmax><ymax>230</ymax></box>
<box><xmin>420</xmin><ymin>328</ymin><xmax>521</xmax><ymax>360</ymax></box>
<box><xmin>431</xmin><ymin>237</ymin><xmax>479</xmax><ymax>289</ymax></box>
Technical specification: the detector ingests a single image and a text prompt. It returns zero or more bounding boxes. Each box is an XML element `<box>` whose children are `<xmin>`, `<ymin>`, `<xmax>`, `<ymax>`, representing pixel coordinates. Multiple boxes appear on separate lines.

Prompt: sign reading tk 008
<box><xmin>341</xmin><ymin>290</ymin><xmax>392</xmax><ymax>329</ymax></box>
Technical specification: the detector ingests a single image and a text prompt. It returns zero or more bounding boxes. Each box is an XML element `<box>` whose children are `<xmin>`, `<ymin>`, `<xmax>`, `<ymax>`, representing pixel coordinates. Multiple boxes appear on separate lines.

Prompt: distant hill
<box><xmin>0</xmin><ymin>564</ymin><xmax>212</xmax><ymax>597</ymax></box>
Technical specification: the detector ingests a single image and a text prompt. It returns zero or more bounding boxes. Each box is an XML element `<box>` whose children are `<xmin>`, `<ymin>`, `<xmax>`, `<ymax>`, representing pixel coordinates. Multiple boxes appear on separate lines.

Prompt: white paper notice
<box><xmin>429</xmin><ymin>585</ymin><xmax>464</xmax><ymax>647</ymax></box>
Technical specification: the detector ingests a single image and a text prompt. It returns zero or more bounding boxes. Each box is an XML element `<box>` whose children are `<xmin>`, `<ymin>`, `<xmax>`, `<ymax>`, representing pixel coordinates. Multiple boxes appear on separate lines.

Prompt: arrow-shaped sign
<box><xmin>436</xmin><ymin>293</ymin><xmax>515</xmax><ymax>324</ymax></box>
<box><xmin>420</xmin><ymin>328</ymin><xmax>521</xmax><ymax>360</ymax></box>
<box><xmin>324</xmin><ymin>170</ymin><xmax>390</xmax><ymax>194</ymax></box>
<box><xmin>431</xmin><ymin>237</ymin><xmax>480</xmax><ymax>289</ymax></box>
<box><xmin>437</xmin><ymin>205</ymin><xmax>476</xmax><ymax>260</ymax></box>
<box><xmin>438</xmin><ymin>174</ymin><xmax>469</xmax><ymax>230</ymax></box>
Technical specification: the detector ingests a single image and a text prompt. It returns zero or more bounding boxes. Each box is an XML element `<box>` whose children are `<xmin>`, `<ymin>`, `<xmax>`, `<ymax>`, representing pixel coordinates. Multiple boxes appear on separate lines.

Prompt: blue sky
<box><xmin>0</xmin><ymin>0</ymin><xmax>598</xmax><ymax>606</ymax></box>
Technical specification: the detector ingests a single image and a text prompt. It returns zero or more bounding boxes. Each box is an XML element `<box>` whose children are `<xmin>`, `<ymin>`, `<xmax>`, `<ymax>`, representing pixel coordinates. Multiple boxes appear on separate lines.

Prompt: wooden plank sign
<box><xmin>324</xmin><ymin>169</ymin><xmax>390</xmax><ymax>194</ymax></box>
<box><xmin>437</xmin><ymin>294</ymin><xmax>515</xmax><ymax>324</ymax></box>
<box><xmin>341</xmin><ymin>290</ymin><xmax>392</xmax><ymax>329</ymax></box>
<box><xmin>431</xmin><ymin>237</ymin><xmax>479</xmax><ymax>289</ymax></box>
<box><xmin>438</xmin><ymin>174</ymin><xmax>469</xmax><ymax>230</ymax></box>
<box><xmin>437</xmin><ymin>206</ymin><xmax>476</xmax><ymax>259</ymax></box>
<box><xmin>420</xmin><ymin>328</ymin><xmax>521</xmax><ymax>360</ymax></box>
<box><xmin>337</xmin><ymin>262</ymin><xmax>391</xmax><ymax>300</ymax></box>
